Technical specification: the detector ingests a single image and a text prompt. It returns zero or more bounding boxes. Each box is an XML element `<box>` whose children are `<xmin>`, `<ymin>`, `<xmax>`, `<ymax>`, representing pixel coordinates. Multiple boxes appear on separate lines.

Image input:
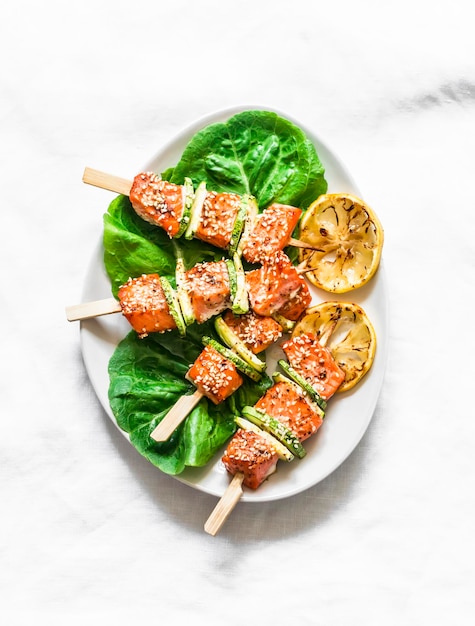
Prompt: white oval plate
<box><xmin>80</xmin><ymin>106</ymin><xmax>388</xmax><ymax>502</ymax></box>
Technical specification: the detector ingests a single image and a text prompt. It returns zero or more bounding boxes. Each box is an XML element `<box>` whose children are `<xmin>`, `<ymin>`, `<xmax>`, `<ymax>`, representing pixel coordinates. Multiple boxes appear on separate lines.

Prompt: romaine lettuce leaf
<box><xmin>168</xmin><ymin>110</ymin><xmax>327</xmax><ymax>209</ymax></box>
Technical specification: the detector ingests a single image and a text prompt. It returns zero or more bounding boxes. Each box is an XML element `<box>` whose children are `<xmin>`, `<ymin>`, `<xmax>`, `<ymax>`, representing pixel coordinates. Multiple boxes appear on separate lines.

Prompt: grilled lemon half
<box><xmin>298</xmin><ymin>193</ymin><xmax>383</xmax><ymax>293</ymax></box>
<box><xmin>291</xmin><ymin>301</ymin><xmax>376</xmax><ymax>392</ymax></box>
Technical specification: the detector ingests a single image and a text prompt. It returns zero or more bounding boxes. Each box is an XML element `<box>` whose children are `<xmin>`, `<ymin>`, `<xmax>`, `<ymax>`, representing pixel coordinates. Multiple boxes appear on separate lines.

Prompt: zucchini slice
<box><xmin>226</xmin><ymin>258</ymin><xmax>237</xmax><ymax>303</ymax></box>
<box><xmin>237</xmin><ymin>195</ymin><xmax>259</xmax><ymax>256</ymax></box>
<box><xmin>228</xmin><ymin>194</ymin><xmax>250</xmax><ymax>256</ymax></box>
<box><xmin>241</xmin><ymin>406</ymin><xmax>306</xmax><ymax>459</ymax></box>
<box><xmin>235</xmin><ymin>416</ymin><xmax>294</xmax><ymax>461</ymax></box>
<box><xmin>159</xmin><ymin>276</ymin><xmax>187</xmax><ymax>337</ymax></box>
<box><xmin>231</xmin><ymin>252</ymin><xmax>249</xmax><ymax>314</ymax></box>
<box><xmin>184</xmin><ymin>181</ymin><xmax>207</xmax><ymax>240</ymax></box>
<box><xmin>271</xmin><ymin>313</ymin><xmax>296</xmax><ymax>333</ymax></box>
<box><xmin>277</xmin><ymin>359</ymin><xmax>327</xmax><ymax>411</ymax></box>
<box><xmin>175</xmin><ymin>255</ymin><xmax>195</xmax><ymax>327</ymax></box>
<box><xmin>214</xmin><ymin>316</ymin><xmax>266</xmax><ymax>373</ymax></box>
<box><xmin>272</xmin><ymin>372</ymin><xmax>325</xmax><ymax>419</ymax></box>
<box><xmin>175</xmin><ymin>177</ymin><xmax>194</xmax><ymax>238</ymax></box>
<box><xmin>201</xmin><ymin>336</ymin><xmax>262</xmax><ymax>382</ymax></box>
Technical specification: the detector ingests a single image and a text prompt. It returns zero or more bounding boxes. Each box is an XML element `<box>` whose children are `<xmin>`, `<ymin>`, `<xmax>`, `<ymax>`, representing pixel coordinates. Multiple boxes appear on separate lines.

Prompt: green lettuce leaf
<box><xmin>168</xmin><ymin>110</ymin><xmax>327</xmax><ymax>209</ymax></box>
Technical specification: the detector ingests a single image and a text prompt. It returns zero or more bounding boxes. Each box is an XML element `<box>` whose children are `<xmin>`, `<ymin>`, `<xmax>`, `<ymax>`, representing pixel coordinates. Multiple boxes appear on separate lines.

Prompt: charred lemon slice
<box><xmin>292</xmin><ymin>301</ymin><xmax>376</xmax><ymax>392</ymax></box>
<box><xmin>299</xmin><ymin>193</ymin><xmax>383</xmax><ymax>293</ymax></box>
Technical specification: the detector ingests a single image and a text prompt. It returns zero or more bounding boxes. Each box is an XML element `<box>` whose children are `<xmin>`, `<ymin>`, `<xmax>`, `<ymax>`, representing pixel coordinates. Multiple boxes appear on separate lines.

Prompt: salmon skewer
<box><xmin>66</xmin><ymin>252</ymin><xmax>311</xmax><ymax>334</ymax></box>
<box><xmin>65</xmin><ymin>264</ymin><xmax>226</xmax><ymax>333</ymax></box>
<box><xmin>150</xmin><ymin>312</ymin><xmax>282</xmax><ymax>442</ymax></box>
<box><xmin>150</xmin><ymin>343</ymin><xmax>245</xmax><ymax>442</ymax></box>
<box><xmin>204</xmin><ymin>332</ymin><xmax>345</xmax><ymax>535</ymax></box>
<box><xmin>83</xmin><ymin>167</ymin><xmax>321</xmax><ymax>261</ymax></box>
<box><xmin>222</xmin><ymin>334</ymin><xmax>343</xmax><ymax>490</ymax></box>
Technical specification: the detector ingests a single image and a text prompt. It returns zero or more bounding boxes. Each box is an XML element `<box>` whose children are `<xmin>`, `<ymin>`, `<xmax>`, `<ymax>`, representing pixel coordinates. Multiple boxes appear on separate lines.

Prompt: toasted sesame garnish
<box><xmin>222</xmin><ymin>429</ymin><xmax>278</xmax><ymax>489</ymax></box>
<box><xmin>117</xmin><ymin>273</ymin><xmax>177</xmax><ymax>337</ymax></box>
<box><xmin>223</xmin><ymin>310</ymin><xmax>282</xmax><ymax>353</ymax></box>
<box><xmin>242</xmin><ymin>204</ymin><xmax>302</xmax><ymax>263</ymax></box>
<box><xmin>129</xmin><ymin>172</ymin><xmax>184</xmax><ymax>237</ymax></box>
<box><xmin>246</xmin><ymin>251</ymin><xmax>311</xmax><ymax>321</ymax></box>
<box><xmin>185</xmin><ymin>261</ymin><xmax>231</xmax><ymax>323</ymax></box>
<box><xmin>119</xmin><ymin>274</ymin><xmax>164</xmax><ymax>315</ymax></box>
<box><xmin>187</xmin><ymin>345</ymin><xmax>243</xmax><ymax>403</ymax></box>
<box><xmin>282</xmin><ymin>334</ymin><xmax>345</xmax><ymax>399</ymax></box>
<box><xmin>196</xmin><ymin>191</ymin><xmax>241</xmax><ymax>247</ymax></box>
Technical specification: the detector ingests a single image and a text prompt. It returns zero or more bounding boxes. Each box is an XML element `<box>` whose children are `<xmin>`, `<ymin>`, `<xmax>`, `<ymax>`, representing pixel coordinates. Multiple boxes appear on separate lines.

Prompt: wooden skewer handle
<box><xmin>204</xmin><ymin>472</ymin><xmax>244</xmax><ymax>536</ymax></box>
<box><xmin>150</xmin><ymin>389</ymin><xmax>203</xmax><ymax>442</ymax></box>
<box><xmin>83</xmin><ymin>167</ymin><xmax>132</xmax><ymax>196</ymax></box>
<box><xmin>65</xmin><ymin>297</ymin><xmax>121</xmax><ymax>321</ymax></box>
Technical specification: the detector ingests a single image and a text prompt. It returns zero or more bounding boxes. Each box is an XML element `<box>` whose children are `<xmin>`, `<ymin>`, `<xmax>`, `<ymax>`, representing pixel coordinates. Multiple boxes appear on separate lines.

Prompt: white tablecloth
<box><xmin>2</xmin><ymin>1</ymin><xmax>474</xmax><ymax>623</ymax></box>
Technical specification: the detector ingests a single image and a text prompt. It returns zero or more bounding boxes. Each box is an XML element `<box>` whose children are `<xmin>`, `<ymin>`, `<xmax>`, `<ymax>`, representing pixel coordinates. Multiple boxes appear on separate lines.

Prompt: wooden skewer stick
<box><xmin>82</xmin><ymin>167</ymin><xmax>322</xmax><ymax>252</ymax></box>
<box><xmin>295</xmin><ymin>250</ymin><xmax>320</xmax><ymax>276</ymax></box>
<box><xmin>288</xmin><ymin>237</ymin><xmax>318</xmax><ymax>249</ymax></box>
<box><xmin>65</xmin><ymin>297</ymin><xmax>121</xmax><ymax>322</ymax></box>
<box><xmin>83</xmin><ymin>167</ymin><xmax>132</xmax><ymax>195</ymax></box>
<box><xmin>150</xmin><ymin>388</ymin><xmax>203</xmax><ymax>442</ymax></box>
<box><xmin>204</xmin><ymin>472</ymin><xmax>244</xmax><ymax>536</ymax></box>
<box><xmin>296</xmin><ymin>265</ymin><xmax>317</xmax><ymax>276</ymax></box>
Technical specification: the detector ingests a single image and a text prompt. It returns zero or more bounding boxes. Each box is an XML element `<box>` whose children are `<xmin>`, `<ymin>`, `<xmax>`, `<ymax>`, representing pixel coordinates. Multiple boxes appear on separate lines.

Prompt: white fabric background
<box><xmin>1</xmin><ymin>0</ymin><xmax>474</xmax><ymax>623</ymax></box>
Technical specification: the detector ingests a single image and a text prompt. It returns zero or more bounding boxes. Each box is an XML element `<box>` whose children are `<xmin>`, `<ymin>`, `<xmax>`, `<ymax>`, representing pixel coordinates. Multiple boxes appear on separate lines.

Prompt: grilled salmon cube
<box><xmin>185</xmin><ymin>260</ymin><xmax>231</xmax><ymax>323</ymax></box>
<box><xmin>222</xmin><ymin>428</ymin><xmax>279</xmax><ymax>489</ymax></box>
<box><xmin>195</xmin><ymin>191</ymin><xmax>242</xmax><ymax>249</ymax></box>
<box><xmin>242</xmin><ymin>203</ymin><xmax>302</xmax><ymax>264</ymax></box>
<box><xmin>282</xmin><ymin>333</ymin><xmax>345</xmax><ymax>400</ymax></box>
<box><xmin>129</xmin><ymin>172</ymin><xmax>185</xmax><ymax>238</ymax></box>
<box><xmin>187</xmin><ymin>344</ymin><xmax>243</xmax><ymax>404</ymax></box>
<box><xmin>118</xmin><ymin>273</ymin><xmax>176</xmax><ymax>338</ymax></box>
<box><xmin>255</xmin><ymin>380</ymin><xmax>323</xmax><ymax>442</ymax></box>
<box><xmin>222</xmin><ymin>310</ymin><xmax>283</xmax><ymax>354</ymax></box>
<box><xmin>246</xmin><ymin>251</ymin><xmax>311</xmax><ymax>321</ymax></box>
